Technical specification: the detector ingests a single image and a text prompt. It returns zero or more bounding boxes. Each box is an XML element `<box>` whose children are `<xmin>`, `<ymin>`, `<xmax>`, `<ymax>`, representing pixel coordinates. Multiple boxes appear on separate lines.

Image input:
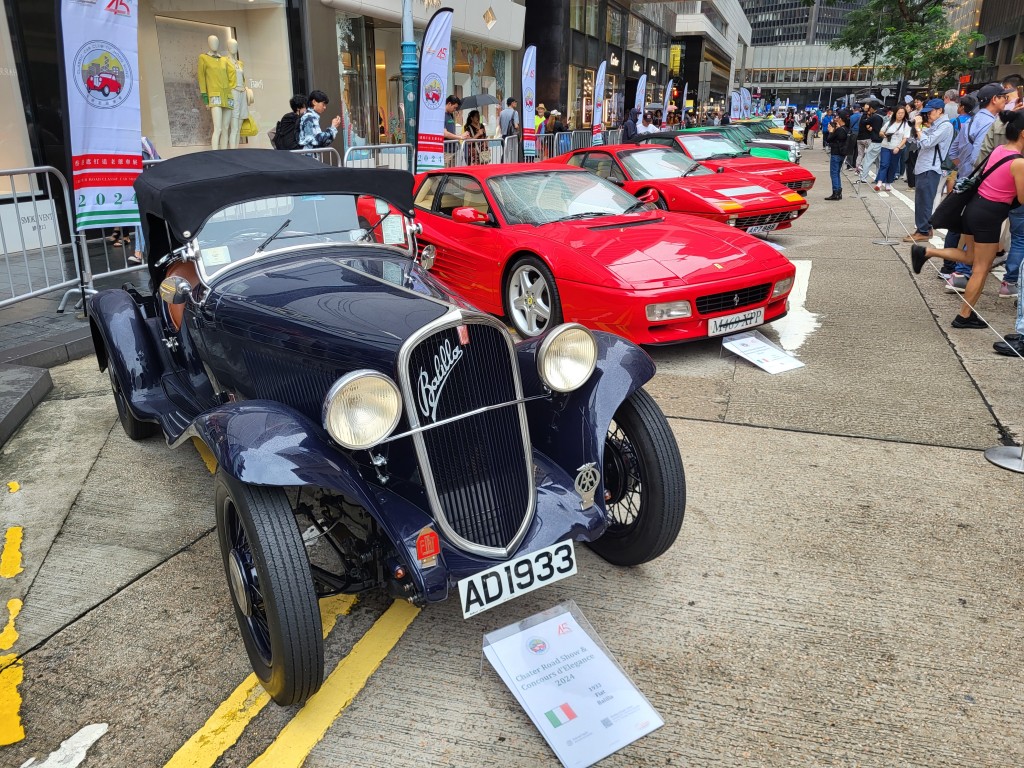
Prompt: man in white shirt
<box><xmin>637</xmin><ymin>111</ymin><xmax>658</xmax><ymax>134</ymax></box>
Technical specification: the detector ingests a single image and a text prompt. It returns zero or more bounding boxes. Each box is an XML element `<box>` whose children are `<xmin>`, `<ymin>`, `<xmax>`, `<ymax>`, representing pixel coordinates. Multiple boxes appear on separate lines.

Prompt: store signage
<box><xmin>60</xmin><ymin>0</ymin><xmax>142</xmax><ymax>231</ymax></box>
<box><xmin>415</xmin><ymin>7</ymin><xmax>454</xmax><ymax>172</ymax></box>
<box><xmin>592</xmin><ymin>60</ymin><xmax>607</xmax><ymax>145</ymax></box>
<box><xmin>0</xmin><ymin>198</ymin><xmax>61</xmax><ymax>256</ymax></box>
<box><xmin>649</xmin><ymin>66</ymin><xmax>656</xmax><ymax>77</ymax></box>
<box><xmin>522</xmin><ymin>45</ymin><xmax>536</xmax><ymax>157</ymax></box>
<box><xmin>631</xmin><ymin>60</ymin><xmax>641</xmax><ymax>73</ymax></box>
<box><xmin>610</xmin><ymin>52</ymin><xmax>619</xmax><ymax>67</ymax></box>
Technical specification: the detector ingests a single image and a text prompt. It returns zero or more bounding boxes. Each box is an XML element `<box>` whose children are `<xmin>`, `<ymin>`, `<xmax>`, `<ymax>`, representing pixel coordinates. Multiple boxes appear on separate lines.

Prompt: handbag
<box><xmin>931</xmin><ymin>152</ymin><xmax>1021</xmax><ymax>231</ymax></box>
<box><xmin>240</xmin><ymin>116</ymin><xmax>258</xmax><ymax>138</ymax></box>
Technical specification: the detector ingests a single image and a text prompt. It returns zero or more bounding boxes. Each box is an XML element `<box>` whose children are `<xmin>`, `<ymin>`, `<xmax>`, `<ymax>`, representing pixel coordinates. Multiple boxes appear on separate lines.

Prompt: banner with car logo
<box><xmin>60</xmin><ymin>0</ymin><xmax>142</xmax><ymax>232</ymax></box>
<box><xmin>634</xmin><ymin>74</ymin><xmax>647</xmax><ymax>114</ymax></box>
<box><xmin>661</xmin><ymin>78</ymin><xmax>674</xmax><ymax>129</ymax></box>
<box><xmin>591</xmin><ymin>60</ymin><xmax>606</xmax><ymax>145</ymax></box>
<box><xmin>740</xmin><ymin>87</ymin><xmax>752</xmax><ymax>118</ymax></box>
<box><xmin>730</xmin><ymin>90</ymin><xmax>741</xmax><ymax>120</ymax></box>
<box><xmin>522</xmin><ymin>46</ymin><xmax>536</xmax><ymax>158</ymax></box>
<box><xmin>416</xmin><ymin>7</ymin><xmax>454</xmax><ymax>173</ymax></box>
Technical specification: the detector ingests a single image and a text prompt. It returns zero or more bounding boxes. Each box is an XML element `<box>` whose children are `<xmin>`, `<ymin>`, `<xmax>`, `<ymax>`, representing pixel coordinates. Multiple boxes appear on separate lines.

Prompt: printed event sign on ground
<box><xmin>61</xmin><ymin>0</ymin><xmax>142</xmax><ymax>232</ymax></box>
<box><xmin>722</xmin><ymin>329</ymin><xmax>805</xmax><ymax>374</ymax></box>
<box><xmin>483</xmin><ymin>602</ymin><xmax>662</xmax><ymax>768</ymax></box>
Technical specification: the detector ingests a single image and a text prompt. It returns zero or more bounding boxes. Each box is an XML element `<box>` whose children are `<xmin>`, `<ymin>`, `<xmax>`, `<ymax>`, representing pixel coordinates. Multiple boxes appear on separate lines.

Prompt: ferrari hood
<box><xmin>526</xmin><ymin>214</ymin><xmax>791</xmax><ymax>290</ymax></box>
<box><xmin>653</xmin><ymin>174</ymin><xmax>798</xmax><ymax>208</ymax></box>
<box><xmin>706</xmin><ymin>156</ymin><xmax>807</xmax><ymax>179</ymax></box>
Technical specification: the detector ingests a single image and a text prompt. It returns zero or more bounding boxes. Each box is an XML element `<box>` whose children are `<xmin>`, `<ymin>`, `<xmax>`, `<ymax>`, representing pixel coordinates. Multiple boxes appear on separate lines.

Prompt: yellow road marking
<box><xmin>0</xmin><ymin>599</ymin><xmax>22</xmax><ymax>651</ymax></box>
<box><xmin>0</xmin><ymin>527</ymin><xmax>23</xmax><ymax>579</ymax></box>
<box><xmin>0</xmin><ymin>654</ymin><xmax>24</xmax><ymax>746</ymax></box>
<box><xmin>249</xmin><ymin>600</ymin><xmax>420</xmax><ymax>768</ymax></box>
<box><xmin>163</xmin><ymin>594</ymin><xmax>356</xmax><ymax>768</ymax></box>
<box><xmin>6</xmin><ymin>482</ymin><xmax>19</xmax><ymax>493</ymax></box>
<box><xmin>191</xmin><ymin>438</ymin><xmax>218</xmax><ymax>475</ymax></box>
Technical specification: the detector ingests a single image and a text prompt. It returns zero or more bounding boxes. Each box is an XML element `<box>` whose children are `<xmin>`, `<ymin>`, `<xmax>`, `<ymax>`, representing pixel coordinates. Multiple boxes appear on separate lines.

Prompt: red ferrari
<box><xmin>632</xmin><ymin>131</ymin><xmax>816</xmax><ymax>195</ymax></box>
<box><xmin>548</xmin><ymin>145</ymin><xmax>808</xmax><ymax>235</ymax></box>
<box><xmin>412</xmin><ymin>164</ymin><xmax>796</xmax><ymax>345</ymax></box>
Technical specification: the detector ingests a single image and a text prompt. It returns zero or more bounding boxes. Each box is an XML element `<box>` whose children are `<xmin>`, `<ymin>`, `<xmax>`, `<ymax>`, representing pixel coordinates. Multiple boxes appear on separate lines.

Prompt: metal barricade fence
<box><xmin>0</xmin><ymin>166</ymin><xmax>89</xmax><ymax>311</ymax></box>
<box><xmin>439</xmin><ymin>138</ymin><xmax>507</xmax><ymax>167</ymax></box>
<box><xmin>569</xmin><ymin>130</ymin><xmax>592</xmax><ymax>151</ymax></box>
<box><xmin>292</xmin><ymin>147</ymin><xmax>343</xmax><ymax>166</ymax></box>
<box><xmin>605</xmin><ymin>128</ymin><xmax>623</xmax><ymax>145</ymax></box>
<box><xmin>342</xmin><ymin>144</ymin><xmax>413</xmax><ymax>170</ymax></box>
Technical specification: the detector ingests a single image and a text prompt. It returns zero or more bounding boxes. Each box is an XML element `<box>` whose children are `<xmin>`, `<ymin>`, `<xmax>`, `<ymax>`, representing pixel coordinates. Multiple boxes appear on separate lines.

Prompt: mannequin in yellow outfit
<box><xmin>197</xmin><ymin>35</ymin><xmax>236</xmax><ymax>149</ymax></box>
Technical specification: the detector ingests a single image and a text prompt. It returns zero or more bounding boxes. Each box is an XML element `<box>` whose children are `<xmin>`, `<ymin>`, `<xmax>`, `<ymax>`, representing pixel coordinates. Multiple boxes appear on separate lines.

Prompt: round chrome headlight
<box><xmin>537</xmin><ymin>324</ymin><xmax>598</xmax><ymax>393</ymax></box>
<box><xmin>322</xmin><ymin>370</ymin><xmax>402</xmax><ymax>450</ymax></box>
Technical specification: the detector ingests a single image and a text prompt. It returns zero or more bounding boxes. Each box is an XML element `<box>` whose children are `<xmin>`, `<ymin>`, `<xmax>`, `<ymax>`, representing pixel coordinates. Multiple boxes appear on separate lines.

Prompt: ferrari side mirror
<box><xmin>452</xmin><ymin>206</ymin><xmax>490</xmax><ymax>225</ymax></box>
<box><xmin>159</xmin><ymin>276</ymin><xmax>192</xmax><ymax>305</ymax></box>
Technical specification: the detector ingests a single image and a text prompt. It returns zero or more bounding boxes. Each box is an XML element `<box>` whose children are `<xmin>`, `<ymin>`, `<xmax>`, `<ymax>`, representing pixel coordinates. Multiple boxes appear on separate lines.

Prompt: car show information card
<box><xmin>483</xmin><ymin>602</ymin><xmax>663</xmax><ymax>767</ymax></box>
<box><xmin>722</xmin><ymin>329</ymin><xmax>805</xmax><ymax>374</ymax></box>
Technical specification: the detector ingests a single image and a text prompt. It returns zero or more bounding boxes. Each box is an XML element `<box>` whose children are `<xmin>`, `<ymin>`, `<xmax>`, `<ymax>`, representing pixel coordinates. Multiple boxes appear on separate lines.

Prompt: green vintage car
<box><xmin>681</xmin><ymin>125</ymin><xmax>800</xmax><ymax>164</ymax></box>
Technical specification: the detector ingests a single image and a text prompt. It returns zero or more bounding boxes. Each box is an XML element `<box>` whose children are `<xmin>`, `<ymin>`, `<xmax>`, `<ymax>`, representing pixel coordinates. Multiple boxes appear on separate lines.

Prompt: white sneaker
<box><xmin>884</xmin><ymin>183</ymin><xmax>892</xmax><ymax>191</ymax></box>
<box><xmin>873</xmin><ymin>183</ymin><xmax>882</xmax><ymax>191</ymax></box>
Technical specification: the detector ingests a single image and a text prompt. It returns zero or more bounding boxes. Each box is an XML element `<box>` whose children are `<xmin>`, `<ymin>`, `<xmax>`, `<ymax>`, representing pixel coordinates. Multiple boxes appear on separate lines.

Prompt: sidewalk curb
<box><xmin>0</xmin><ymin>327</ymin><xmax>94</xmax><ymax>369</ymax></box>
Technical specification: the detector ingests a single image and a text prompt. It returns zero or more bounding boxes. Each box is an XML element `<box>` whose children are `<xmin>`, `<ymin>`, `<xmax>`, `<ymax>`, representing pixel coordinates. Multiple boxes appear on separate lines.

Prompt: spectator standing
<box><xmin>806</xmin><ymin>111</ymin><xmax>820</xmax><ymax>148</ymax></box>
<box><xmin>637</xmin><ymin>111</ymin><xmax>658</xmax><ymax>134</ymax></box>
<box><xmin>943</xmin><ymin>89</ymin><xmax>960</xmax><ymax>121</ymax></box>
<box><xmin>875</xmin><ymin>106</ymin><xmax>910</xmax><ymax>191</ymax></box>
<box><xmin>499</xmin><ymin>96</ymin><xmax>520</xmax><ymax>138</ymax></box>
<box><xmin>941</xmin><ymin>82</ymin><xmax>1014</xmax><ymax>290</ymax></box>
<box><xmin>271</xmin><ymin>93</ymin><xmax>306</xmax><ymax>150</ymax></box>
<box><xmin>905</xmin><ymin>96</ymin><xmax>925</xmax><ymax>187</ymax></box>
<box><xmin>463</xmin><ymin>110</ymin><xmax>487</xmax><ymax>164</ymax></box>
<box><xmin>846</xmin><ymin>105</ymin><xmax>864</xmax><ymax>169</ymax></box>
<box><xmin>443</xmin><ymin>95</ymin><xmax>465</xmax><ymax>140</ymax></box>
<box><xmin>902</xmin><ymin>98</ymin><xmax>954</xmax><ymax>243</ymax></box>
<box><xmin>824</xmin><ymin>110</ymin><xmax>849</xmax><ymax>200</ymax></box>
<box><xmin>298</xmin><ymin>90</ymin><xmax>340</xmax><ymax>150</ymax></box>
<box><xmin>856</xmin><ymin>102</ymin><xmax>883</xmax><ymax>180</ymax></box>
<box><xmin>622</xmin><ymin>107</ymin><xmax>640</xmax><ymax>141</ymax></box>
<box><xmin>911</xmin><ymin>110</ymin><xmax>1024</xmax><ymax>329</ymax></box>
<box><xmin>535</xmin><ymin>103</ymin><xmax>546</xmax><ymax>133</ymax></box>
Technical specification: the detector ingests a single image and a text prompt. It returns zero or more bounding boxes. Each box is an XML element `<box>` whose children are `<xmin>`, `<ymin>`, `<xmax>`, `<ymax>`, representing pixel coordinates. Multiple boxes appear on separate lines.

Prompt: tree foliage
<box><xmin>830</xmin><ymin>0</ymin><xmax>983</xmax><ymax>90</ymax></box>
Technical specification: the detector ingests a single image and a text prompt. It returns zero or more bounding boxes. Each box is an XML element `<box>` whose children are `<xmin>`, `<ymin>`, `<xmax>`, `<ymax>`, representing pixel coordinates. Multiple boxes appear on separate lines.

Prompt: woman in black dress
<box><xmin>824</xmin><ymin>111</ymin><xmax>849</xmax><ymax>200</ymax></box>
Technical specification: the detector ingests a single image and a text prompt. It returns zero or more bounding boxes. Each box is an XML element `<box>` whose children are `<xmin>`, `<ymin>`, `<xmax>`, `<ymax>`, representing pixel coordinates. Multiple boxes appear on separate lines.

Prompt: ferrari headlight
<box><xmin>537</xmin><ymin>324</ymin><xmax>597</xmax><ymax>393</ymax></box>
<box><xmin>323</xmin><ymin>370</ymin><xmax>402</xmax><ymax>450</ymax></box>
<box><xmin>646</xmin><ymin>300</ymin><xmax>692</xmax><ymax>321</ymax></box>
<box><xmin>772</xmin><ymin>276</ymin><xmax>794</xmax><ymax>298</ymax></box>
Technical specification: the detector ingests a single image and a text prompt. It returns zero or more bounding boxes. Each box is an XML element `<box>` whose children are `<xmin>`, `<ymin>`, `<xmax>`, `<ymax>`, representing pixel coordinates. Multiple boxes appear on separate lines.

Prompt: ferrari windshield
<box><xmin>195</xmin><ymin>193</ymin><xmax>409</xmax><ymax>277</ymax></box>
<box><xmin>488</xmin><ymin>171</ymin><xmax>645</xmax><ymax>225</ymax></box>
<box><xmin>619</xmin><ymin>148</ymin><xmax>711</xmax><ymax>180</ymax></box>
<box><xmin>678</xmin><ymin>134</ymin><xmax>742</xmax><ymax>160</ymax></box>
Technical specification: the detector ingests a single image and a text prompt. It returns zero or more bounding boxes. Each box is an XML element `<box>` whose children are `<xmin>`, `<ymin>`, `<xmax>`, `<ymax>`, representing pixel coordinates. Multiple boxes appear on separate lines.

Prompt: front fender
<box><xmin>518</xmin><ymin>330</ymin><xmax>655</xmax><ymax>503</ymax></box>
<box><xmin>182</xmin><ymin>401</ymin><xmax>446</xmax><ymax>602</ymax></box>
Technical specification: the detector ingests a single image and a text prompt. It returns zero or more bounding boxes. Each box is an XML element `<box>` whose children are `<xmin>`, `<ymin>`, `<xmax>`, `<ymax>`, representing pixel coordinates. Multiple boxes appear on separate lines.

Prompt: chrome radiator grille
<box><xmin>402</xmin><ymin>316</ymin><xmax>533</xmax><ymax>557</ymax></box>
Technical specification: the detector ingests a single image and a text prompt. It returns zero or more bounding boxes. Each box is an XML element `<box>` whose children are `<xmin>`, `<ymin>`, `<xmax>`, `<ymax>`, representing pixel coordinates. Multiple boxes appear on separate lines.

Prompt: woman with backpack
<box><xmin>271</xmin><ymin>94</ymin><xmax>307</xmax><ymax>150</ymax></box>
<box><xmin>910</xmin><ymin>110</ymin><xmax>1024</xmax><ymax>328</ymax></box>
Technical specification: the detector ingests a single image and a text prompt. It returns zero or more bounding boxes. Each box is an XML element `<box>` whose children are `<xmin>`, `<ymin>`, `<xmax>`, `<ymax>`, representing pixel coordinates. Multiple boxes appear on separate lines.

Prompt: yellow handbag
<box><xmin>240</xmin><ymin>116</ymin><xmax>258</xmax><ymax>138</ymax></box>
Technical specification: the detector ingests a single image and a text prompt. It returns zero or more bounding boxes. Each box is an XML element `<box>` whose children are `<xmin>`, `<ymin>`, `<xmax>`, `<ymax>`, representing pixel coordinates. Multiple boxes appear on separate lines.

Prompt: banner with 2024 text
<box><xmin>61</xmin><ymin>0</ymin><xmax>142</xmax><ymax>232</ymax></box>
<box><xmin>415</xmin><ymin>7</ymin><xmax>454</xmax><ymax>173</ymax></box>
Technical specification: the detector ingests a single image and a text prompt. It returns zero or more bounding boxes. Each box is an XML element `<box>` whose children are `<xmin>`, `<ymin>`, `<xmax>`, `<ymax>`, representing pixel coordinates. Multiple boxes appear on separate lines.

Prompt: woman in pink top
<box><xmin>911</xmin><ymin>110</ymin><xmax>1024</xmax><ymax>328</ymax></box>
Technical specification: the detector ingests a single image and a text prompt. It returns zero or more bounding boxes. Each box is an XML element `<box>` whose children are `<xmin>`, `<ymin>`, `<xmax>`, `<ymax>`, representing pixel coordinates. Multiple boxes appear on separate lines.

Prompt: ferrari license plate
<box><xmin>458</xmin><ymin>540</ymin><xmax>577</xmax><ymax>619</ymax></box>
<box><xmin>745</xmin><ymin>223</ymin><xmax>778</xmax><ymax>234</ymax></box>
<box><xmin>708</xmin><ymin>306</ymin><xmax>765</xmax><ymax>337</ymax></box>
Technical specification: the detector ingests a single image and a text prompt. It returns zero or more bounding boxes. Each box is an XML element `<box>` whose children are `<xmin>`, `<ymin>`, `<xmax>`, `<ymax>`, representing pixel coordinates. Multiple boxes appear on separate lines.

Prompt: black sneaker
<box><xmin>993</xmin><ymin>339</ymin><xmax>1024</xmax><ymax>357</ymax></box>
<box><xmin>910</xmin><ymin>244</ymin><xmax>927</xmax><ymax>274</ymax></box>
<box><xmin>951</xmin><ymin>312</ymin><xmax>986</xmax><ymax>329</ymax></box>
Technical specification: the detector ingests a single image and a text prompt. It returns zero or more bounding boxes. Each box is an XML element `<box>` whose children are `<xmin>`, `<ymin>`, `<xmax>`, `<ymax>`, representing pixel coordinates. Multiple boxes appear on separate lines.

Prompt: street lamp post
<box><xmin>401</xmin><ymin>0</ymin><xmax>418</xmax><ymax>148</ymax></box>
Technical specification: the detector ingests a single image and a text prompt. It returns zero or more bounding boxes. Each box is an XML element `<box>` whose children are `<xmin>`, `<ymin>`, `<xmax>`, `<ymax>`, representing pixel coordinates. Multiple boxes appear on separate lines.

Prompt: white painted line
<box><xmin>929</xmin><ymin>238</ymin><xmax>944</xmax><ymax>248</ymax></box>
<box><xmin>770</xmin><ymin>259</ymin><xmax>819</xmax><ymax>352</ymax></box>
<box><xmin>877</xmin><ymin>192</ymin><xmax>889</xmax><ymax>198</ymax></box>
<box><xmin>888</xmin><ymin>188</ymin><xmax>915</xmax><ymax>213</ymax></box>
<box><xmin>18</xmin><ymin>723</ymin><xmax>108</xmax><ymax>768</ymax></box>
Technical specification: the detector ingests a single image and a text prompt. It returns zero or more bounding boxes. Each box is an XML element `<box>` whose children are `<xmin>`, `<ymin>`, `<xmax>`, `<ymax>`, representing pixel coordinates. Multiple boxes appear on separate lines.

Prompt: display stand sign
<box><xmin>722</xmin><ymin>329</ymin><xmax>804</xmax><ymax>374</ymax></box>
<box><xmin>483</xmin><ymin>602</ymin><xmax>662</xmax><ymax>768</ymax></box>
<box><xmin>660</xmin><ymin>79</ymin><xmax>673</xmax><ymax>129</ymax></box>
<box><xmin>522</xmin><ymin>46</ymin><xmax>537</xmax><ymax>157</ymax></box>
<box><xmin>415</xmin><ymin>7</ymin><xmax>454</xmax><ymax>172</ymax></box>
<box><xmin>591</xmin><ymin>61</ymin><xmax>606</xmax><ymax>146</ymax></box>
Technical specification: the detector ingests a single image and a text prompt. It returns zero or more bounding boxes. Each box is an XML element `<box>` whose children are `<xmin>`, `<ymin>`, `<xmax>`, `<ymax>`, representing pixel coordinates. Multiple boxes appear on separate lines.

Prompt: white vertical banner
<box><xmin>634</xmin><ymin>74</ymin><xmax>647</xmax><ymax>113</ymax></box>
<box><xmin>591</xmin><ymin>60</ymin><xmax>607</xmax><ymax>145</ymax></box>
<box><xmin>661</xmin><ymin>78</ymin><xmax>674</xmax><ymax>129</ymax></box>
<box><xmin>522</xmin><ymin>45</ymin><xmax>537</xmax><ymax>157</ymax></box>
<box><xmin>415</xmin><ymin>7</ymin><xmax>454</xmax><ymax>173</ymax></box>
<box><xmin>682</xmin><ymin>82</ymin><xmax>689</xmax><ymax>115</ymax></box>
<box><xmin>61</xmin><ymin>0</ymin><xmax>141</xmax><ymax>232</ymax></box>
<box><xmin>730</xmin><ymin>91</ymin><xmax>741</xmax><ymax>119</ymax></box>
<box><xmin>739</xmin><ymin>87</ymin><xmax>752</xmax><ymax>118</ymax></box>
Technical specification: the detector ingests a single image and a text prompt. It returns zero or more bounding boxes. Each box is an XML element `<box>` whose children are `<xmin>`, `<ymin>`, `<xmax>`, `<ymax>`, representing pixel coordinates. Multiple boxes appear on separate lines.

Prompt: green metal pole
<box><xmin>401</xmin><ymin>0</ymin><xmax>418</xmax><ymax>170</ymax></box>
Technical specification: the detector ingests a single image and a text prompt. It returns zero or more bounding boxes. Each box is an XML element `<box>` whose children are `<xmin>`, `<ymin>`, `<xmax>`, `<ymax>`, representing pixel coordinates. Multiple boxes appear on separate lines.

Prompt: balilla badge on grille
<box><xmin>417</xmin><ymin>337</ymin><xmax>464</xmax><ymax>421</ymax></box>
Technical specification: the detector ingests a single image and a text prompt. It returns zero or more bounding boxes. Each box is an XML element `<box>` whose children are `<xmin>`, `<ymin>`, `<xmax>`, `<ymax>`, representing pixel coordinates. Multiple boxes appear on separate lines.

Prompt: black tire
<box><xmin>504</xmin><ymin>255</ymin><xmax>563</xmax><ymax>337</ymax></box>
<box><xmin>215</xmin><ymin>471</ymin><xmax>324</xmax><ymax>706</ymax></box>
<box><xmin>107</xmin><ymin>365</ymin><xmax>158</xmax><ymax>440</ymax></box>
<box><xmin>101</xmin><ymin>86</ymin><xmax>110</xmax><ymax>97</ymax></box>
<box><xmin>588</xmin><ymin>388</ymin><xmax>685</xmax><ymax>566</ymax></box>
<box><xmin>645</xmin><ymin>190</ymin><xmax>669</xmax><ymax>210</ymax></box>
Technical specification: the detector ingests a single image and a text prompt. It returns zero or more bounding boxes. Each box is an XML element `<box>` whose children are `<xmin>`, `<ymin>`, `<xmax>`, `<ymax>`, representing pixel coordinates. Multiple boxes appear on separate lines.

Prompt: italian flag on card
<box><xmin>544</xmin><ymin>703</ymin><xmax>577</xmax><ymax>728</ymax></box>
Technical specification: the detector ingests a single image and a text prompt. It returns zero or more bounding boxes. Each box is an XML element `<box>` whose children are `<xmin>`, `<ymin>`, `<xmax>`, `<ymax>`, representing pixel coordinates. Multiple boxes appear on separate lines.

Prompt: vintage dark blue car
<box><xmin>88</xmin><ymin>150</ymin><xmax>685</xmax><ymax>706</ymax></box>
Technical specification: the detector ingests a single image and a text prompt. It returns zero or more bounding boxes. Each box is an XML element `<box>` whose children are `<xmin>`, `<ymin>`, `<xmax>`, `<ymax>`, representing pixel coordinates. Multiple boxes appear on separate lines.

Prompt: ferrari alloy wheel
<box><xmin>215</xmin><ymin>471</ymin><xmax>324</xmax><ymax>706</ymax></box>
<box><xmin>588</xmin><ymin>388</ymin><xmax>686</xmax><ymax>566</ymax></box>
<box><xmin>107</xmin><ymin>364</ymin><xmax>157</xmax><ymax>440</ymax></box>
<box><xmin>505</xmin><ymin>256</ymin><xmax>563</xmax><ymax>337</ymax></box>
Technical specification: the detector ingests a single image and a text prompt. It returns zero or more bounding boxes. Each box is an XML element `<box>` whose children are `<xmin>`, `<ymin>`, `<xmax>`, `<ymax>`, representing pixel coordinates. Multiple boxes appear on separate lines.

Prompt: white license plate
<box><xmin>745</xmin><ymin>223</ymin><xmax>778</xmax><ymax>234</ymax></box>
<box><xmin>708</xmin><ymin>306</ymin><xmax>765</xmax><ymax>337</ymax></box>
<box><xmin>458</xmin><ymin>540</ymin><xmax>577</xmax><ymax>619</ymax></box>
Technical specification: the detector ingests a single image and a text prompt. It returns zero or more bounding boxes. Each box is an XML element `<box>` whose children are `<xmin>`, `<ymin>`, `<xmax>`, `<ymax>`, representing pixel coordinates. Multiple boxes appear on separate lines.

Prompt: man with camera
<box><xmin>902</xmin><ymin>98</ymin><xmax>955</xmax><ymax>243</ymax></box>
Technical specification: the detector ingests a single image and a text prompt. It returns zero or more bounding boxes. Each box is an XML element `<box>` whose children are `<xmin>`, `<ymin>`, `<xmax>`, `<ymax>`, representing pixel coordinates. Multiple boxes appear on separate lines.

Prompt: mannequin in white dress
<box><xmin>226</xmin><ymin>38</ymin><xmax>250</xmax><ymax>149</ymax></box>
<box><xmin>197</xmin><ymin>35</ymin><xmax>234</xmax><ymax>149</ymax></box>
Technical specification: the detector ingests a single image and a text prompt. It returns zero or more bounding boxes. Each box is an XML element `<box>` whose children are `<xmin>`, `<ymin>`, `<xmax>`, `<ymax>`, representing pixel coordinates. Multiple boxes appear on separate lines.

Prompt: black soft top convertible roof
<box><xmin>135</xmin><ymin>149</ymin><xmax>415</xmax><ymax>242</ymax></box>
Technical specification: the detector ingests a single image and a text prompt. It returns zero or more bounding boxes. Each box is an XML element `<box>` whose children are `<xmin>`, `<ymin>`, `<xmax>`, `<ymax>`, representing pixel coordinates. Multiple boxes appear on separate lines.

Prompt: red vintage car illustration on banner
<box><xmin>412</xmin><ymin>164</ymin><xmax>796</xmax><ymax>344</ymax></box>
<box><xmin>631</xmin><ymin>131</ymin><xmax>816</xmax><ymax>195</ymax></box>
<box><xmin>86</xmin><ymin>72</ymin><xmax>123</xmax><ymax>97</ymax></box>
<box><xmin>548</xmin><ymin>145</ymin><xmax>808</xmax><ymax>234</ymax></box>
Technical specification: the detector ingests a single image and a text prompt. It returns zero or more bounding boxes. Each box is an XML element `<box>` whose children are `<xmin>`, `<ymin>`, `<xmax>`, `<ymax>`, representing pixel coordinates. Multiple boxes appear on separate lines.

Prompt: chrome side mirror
<box><xmin>159</xmin><ymin>276</ymin><xmax>192</xmax><ymax>305</ymax></box>
<box><xmin>419</xmin><ymin>244</ymin><xmax>436</xmax><ymax>271</ymax></box>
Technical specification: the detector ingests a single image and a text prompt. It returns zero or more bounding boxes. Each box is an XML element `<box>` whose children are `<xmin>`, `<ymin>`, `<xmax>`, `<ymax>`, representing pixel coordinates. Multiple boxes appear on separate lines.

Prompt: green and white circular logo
<box><xmin>74</xmin><ymin>40</ymin><xmax>132</xmax><ymax>109</ymax></box>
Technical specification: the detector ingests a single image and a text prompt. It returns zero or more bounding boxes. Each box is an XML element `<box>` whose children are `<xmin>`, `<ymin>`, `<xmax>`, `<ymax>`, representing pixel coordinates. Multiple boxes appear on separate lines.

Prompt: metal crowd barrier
<box><xmin>606</xmin><ymin>128</ymin><xmax>623</xmax><ymax>144</ymax></box>
<box><xmin>343</xmin><ymin>143</ymin><xmax>414</xmax><ymax>170</ymax></box>
<box><xmin>293</xmin><ymin>147</ymin><xmax>343</xmax><ymax>166</ymax></box>
<box><xmin>439</xmin><ymin>139</ymin><xmax>508</xmax><ymax>167</ymax></box>
<box><xmin>0</xmin><ymin>166</ymin><xmax>90</xmax><ymax>311</ymax></box>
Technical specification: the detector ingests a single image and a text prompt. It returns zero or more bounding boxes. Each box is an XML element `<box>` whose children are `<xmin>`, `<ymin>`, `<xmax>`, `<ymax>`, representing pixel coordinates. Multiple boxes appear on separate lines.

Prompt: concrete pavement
<box><xmin>2</xmin><ymin>146</ymin><xmax>1023</xmax><ymax>767</ymax></box>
